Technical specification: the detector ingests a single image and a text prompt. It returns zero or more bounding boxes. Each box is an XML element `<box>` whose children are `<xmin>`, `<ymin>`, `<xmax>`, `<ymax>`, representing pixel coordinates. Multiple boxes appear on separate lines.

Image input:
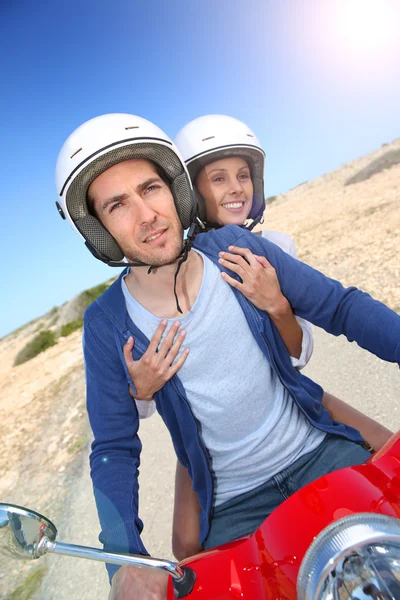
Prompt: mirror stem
<box><xmin>38</xmin><ymin>537</ymin><xmax>185</xmax><ymax>580</ymax></box>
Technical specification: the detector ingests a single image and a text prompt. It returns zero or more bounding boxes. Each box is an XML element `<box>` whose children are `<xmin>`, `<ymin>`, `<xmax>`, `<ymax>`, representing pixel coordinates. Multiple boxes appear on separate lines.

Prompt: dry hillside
<box><xmin>0</xmin><ymin>138</ymin><xmax>399</xmax><ymax>598</ymax></box>
<box><xmin>257</xmin><ymin>138</ymin><xmax>400</xmax><ymax>311</ymax></box>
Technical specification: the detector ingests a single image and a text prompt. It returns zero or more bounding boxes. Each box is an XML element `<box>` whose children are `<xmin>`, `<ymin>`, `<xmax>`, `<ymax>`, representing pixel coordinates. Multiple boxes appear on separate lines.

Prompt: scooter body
<box><xmin>2</xmin><ymin>434</ymin><xmax>400</xmax><ymax>599</ymax></box>
<box><xmin>166</xmin><ymin>433</ymin><xmax>400</xmax><ymax>598</ymax></box>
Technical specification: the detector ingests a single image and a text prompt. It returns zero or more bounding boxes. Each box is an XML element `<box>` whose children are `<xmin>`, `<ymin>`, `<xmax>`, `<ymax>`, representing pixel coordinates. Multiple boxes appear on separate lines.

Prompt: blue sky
<box><xmin>1</xmin><ymin>0</ymin><xmax>399</xmax><ymax>337</ymax></box>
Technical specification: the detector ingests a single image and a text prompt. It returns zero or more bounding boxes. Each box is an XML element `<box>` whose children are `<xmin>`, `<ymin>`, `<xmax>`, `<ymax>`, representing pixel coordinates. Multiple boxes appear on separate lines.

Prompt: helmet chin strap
<box><xmin>84</xmin><ymin>241</ymin><xmax>153</xmax><ymax>269</ymax></box>
<box><xmin>245</xmin><ymin>214</ymin><xmax>264</xmax><ymax>231</ymax></box>
<box><xmin>89</xmin><ymin>218</ymin><xmax>204</xmax><ymax>315</ymax></box>
<box><xmin>198</xmin><ymin>213</ymin><xmax>264</xmax><ymax>233</ymax></box>
<box><xmin>148</xmin><ymin>220</ymin><xmax>203</xmax><ymax>314</ymax></box>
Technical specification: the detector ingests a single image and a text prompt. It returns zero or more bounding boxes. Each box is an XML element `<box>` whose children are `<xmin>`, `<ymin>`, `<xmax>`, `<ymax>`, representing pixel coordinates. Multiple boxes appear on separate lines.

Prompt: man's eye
<box><xmin>144</xmin><ymin>184</ymin><xmax>160</xmax><ymax>195</ymax></box>
<box><xmin>109</xmin><ymin>202</ymin><xmax>121</xmax><ymax>213</ymax></box>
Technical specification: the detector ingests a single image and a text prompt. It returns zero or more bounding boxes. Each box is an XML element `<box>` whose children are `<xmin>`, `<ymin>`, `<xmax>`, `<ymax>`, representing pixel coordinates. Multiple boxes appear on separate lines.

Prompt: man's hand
<box><xmin>218</xmin><ymin>246</ymin><xmax>289</xmax><ymax>317</ymax></box>
<box><xmin>123</xmin><ymin>320</ymin><xmax>189</xmax><ymax>401</ymax></box>
<box><xmin>108</xmin><ymin>566</ymin><xmax>169</xmax><ymax>599</ymax></box>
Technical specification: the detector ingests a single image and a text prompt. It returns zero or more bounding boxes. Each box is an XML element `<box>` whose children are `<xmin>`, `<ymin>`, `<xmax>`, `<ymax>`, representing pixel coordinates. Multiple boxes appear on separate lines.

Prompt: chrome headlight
<box><xmin>297</xmin><ymin>513</ymin><xmax>400</xmax><ymax>600</ymax></box>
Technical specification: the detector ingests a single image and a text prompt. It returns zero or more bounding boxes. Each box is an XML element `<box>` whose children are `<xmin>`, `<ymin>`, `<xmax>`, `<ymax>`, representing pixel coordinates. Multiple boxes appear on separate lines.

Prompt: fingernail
<box><xmin>174</xmin><ymin>320</ymin><xmax>181</xmax><ymax>327</ymax></box>
<box><xmin>219</xmin><ymin>251</ymin><xmax>224</xmax><ymax>257</ymax></box>
<box><xmin>161</xmin><ymin>319</ymin><xmax>167</xmax><ymax>325</ymax></box>
<box><xmin>180</xmin><ymin>330</ymin><xmax>186</xmax><ymax>337</ymax></box>
<box><xmin>228</xmin><ymin>246</ymin><xmax>234</xmax><ymax>250</ymax></box>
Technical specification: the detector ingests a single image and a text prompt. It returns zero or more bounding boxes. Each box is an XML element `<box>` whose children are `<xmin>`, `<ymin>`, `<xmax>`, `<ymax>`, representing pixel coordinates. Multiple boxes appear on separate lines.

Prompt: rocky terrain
<box><xmin>0</xmin><ymin>138</ymin><xmax>399</xmax><ymax>599</ymax></box>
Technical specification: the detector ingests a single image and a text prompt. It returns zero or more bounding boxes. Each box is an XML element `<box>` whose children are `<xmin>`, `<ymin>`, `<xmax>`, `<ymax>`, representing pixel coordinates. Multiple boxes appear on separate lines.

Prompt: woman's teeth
<box><xmin>223</xmin><ymin>202</ymin><xmax>244</xmax><ymax>209</ymax></box>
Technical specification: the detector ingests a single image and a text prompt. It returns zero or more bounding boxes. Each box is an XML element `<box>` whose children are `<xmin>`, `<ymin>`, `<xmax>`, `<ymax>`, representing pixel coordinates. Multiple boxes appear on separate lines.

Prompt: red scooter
<box><xmin>2</xmin><ymin>433</ymin><xmax>400</xmax><ymax>599</ymax></box>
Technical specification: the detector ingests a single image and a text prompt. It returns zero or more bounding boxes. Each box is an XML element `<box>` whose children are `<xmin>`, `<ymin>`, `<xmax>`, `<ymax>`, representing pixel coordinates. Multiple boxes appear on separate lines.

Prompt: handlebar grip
<box><xmin>172</xmin><ymin>566</ymin><xmax>196</xmax><ymax>598</ymax></box>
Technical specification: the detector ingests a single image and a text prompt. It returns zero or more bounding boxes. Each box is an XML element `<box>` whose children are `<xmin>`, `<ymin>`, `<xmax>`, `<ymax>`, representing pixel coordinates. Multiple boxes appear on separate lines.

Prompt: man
<box><xmin>55</xmin><ymin>113</ymin><xmax>400</xmax><ymax>600</ymax></box>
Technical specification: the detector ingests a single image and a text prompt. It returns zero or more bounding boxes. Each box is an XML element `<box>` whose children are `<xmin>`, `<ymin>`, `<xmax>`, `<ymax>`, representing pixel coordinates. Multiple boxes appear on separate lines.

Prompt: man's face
<box><xmin>88</xmin><ymin>159</ymin><xmax>183</xmax><ymax>266</ymax></box>
<box><xmin>196</xmin><ymin>157</ymin><xmax>254</xmax><ymax>226</ymax></box>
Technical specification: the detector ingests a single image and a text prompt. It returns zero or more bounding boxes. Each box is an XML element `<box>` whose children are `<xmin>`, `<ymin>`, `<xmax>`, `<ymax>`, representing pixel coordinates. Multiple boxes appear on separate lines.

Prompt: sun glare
<box><xmin>300</xmin><ymin>0</ymin><xmax>400</xmax><ymax>90</ymax></box>
<box><xmin>335</xmin><ymin>0</ymin><xmax>398</xmax><ymax>54</ymax></box>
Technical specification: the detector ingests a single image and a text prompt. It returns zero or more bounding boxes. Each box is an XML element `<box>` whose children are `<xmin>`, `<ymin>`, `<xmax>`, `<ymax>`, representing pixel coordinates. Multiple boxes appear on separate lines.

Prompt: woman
<box><xmin>127</xmin><ymin>114</ymin><xmax>392</xmax><ymax>560</ymax></box>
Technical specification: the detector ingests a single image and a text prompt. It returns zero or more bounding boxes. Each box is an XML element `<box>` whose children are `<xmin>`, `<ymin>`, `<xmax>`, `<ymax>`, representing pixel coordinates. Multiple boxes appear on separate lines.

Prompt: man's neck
<box><xmin>125</xmin><ymin>251</ymin><xmax>204</xmax><ymax>318</ymax></box>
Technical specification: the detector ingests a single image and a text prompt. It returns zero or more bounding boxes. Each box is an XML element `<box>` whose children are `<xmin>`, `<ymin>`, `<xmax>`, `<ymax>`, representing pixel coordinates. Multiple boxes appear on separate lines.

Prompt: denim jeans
<box><xmin>203</xmin><ymin>434</ymin><xmax>371</xmax><ymax>550</ymax></box>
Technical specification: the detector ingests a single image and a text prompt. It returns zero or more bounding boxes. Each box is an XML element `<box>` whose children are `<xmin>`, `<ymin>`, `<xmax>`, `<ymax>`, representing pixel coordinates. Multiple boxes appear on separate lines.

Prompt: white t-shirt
<box><xmin>122</xmin><ymin>250</ymin><xmax>324</xmax><ymax>505</ymax></box>
<box><xmin>134</xmin><ymin>230</ymin><xmax>314</xmax><ymax>419</ymax></box>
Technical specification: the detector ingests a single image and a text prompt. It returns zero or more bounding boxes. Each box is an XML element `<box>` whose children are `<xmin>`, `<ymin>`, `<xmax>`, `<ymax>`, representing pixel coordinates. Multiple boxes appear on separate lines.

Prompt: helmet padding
<box><xmin>65</xmin><ymin>143</ymin><xmax>195</xmax><ymax>261</ymax></box>
<box><xmin>187</xmin><ymin>146</ymin><xmax>264</xmax><ymax>223</ymax></box>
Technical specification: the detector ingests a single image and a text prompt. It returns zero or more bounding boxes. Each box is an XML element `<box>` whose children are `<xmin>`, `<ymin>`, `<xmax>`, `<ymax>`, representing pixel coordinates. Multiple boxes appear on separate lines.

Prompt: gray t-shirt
<box><xmin>122</xmin><ymin>251</ymin><xmax>325</xmax><ymax>505</ymax></box>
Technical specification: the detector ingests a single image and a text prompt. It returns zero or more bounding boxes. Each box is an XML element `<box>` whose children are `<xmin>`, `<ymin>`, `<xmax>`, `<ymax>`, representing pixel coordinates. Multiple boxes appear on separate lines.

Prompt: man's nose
<box><xmin>136</xmin><ymin>199</ymin><xmax>158</xmax><ymax>224</ymax></box>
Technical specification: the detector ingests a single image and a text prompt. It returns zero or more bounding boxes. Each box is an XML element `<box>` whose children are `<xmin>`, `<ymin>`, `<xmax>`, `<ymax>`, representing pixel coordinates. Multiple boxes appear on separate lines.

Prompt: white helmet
<box><xmin>55</xmin><ymin>113</ymin><xmax>196</xmax><ymax>265</ymax></box>
<box><xmin>174</xmin><ymin>114</ymin><xmax>265</xmax><ymax>224</ymax></box>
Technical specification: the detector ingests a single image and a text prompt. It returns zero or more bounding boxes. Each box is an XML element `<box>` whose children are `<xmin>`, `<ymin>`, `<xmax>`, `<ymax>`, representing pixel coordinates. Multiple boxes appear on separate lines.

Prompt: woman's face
<box><xmin>196</xmin><ymin>157</ymin><xmax>253</xmax><ymax>226</ymax></box>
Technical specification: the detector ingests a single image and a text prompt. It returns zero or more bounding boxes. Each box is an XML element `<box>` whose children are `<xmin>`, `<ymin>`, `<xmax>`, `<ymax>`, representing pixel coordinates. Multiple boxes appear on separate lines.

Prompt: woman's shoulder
<box><xmin>259</xmin><ymin>230</ymin><xmax>297</xmax><ymax>256</ymax></box>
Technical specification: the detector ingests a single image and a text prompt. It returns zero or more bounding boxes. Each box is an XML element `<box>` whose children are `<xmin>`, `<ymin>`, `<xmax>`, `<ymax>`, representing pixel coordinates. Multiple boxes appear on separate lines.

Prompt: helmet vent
<box><xmin>70</xmin><ymin>148</ymin><xmax>82</xmax><ymax>159</ymax></box>
<box><xmin>125</xmin><ymin>126</ymin><xmax>139</xmax><ymax>130</ymax></box>
<box><xmin>202</xmin><ymin>136</ymin><xmax>215</xmax><ymax>142</ymax></box>
<box><xmin>246</xmin><ymin>134</ymin><xmax>255</xmax><ymax>138</ymax></box>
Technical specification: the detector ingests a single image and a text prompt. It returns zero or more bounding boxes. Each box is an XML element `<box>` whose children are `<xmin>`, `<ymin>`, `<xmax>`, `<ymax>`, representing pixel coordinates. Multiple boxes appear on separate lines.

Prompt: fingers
<box><xmin>218</xmin><ymin>255</ymin><xmax>245</xmax><ymax>278</ymax></box>
<box><xmin>169</xmin><ymin>347</ymin><xmax>190</xmax><ymax>375</ymax></box>
<box><xmin>218</xmin><ymin>252</ymin><xmax>250</xmax><ymax>278</ymax></box>
<box><xmin>123</xmin><ymin>322</ymin><xmax>189</xmax><ymax>400</ymax></box>
<box><xmin>123</xmin><ymin>336</ymin><xmax>135</xmax><ymax>366</ymax></box>
<box><xmin>218</xmin><ymin>246</ymin><xmax>260</xmax><ymax>277</ymax></box>
<box><xmin>226</xmin><ymin>245</ymin><xmax>259</xmax><ymax>266</ymax></box>
<box><xmin>165</xmin><ymin>326</ymin><xmax>187</xmax><ymax>363</ymax></box>
<box><xmin>144</xmin><ymin>320</ymin><xmax>188</xmax><ymax>369</ymax></box>
<box><xmin>157</xmin><ymin>322</ymin><xmax>188</xmax><ymax>377</ymax></box>
<box><xmin>254</xmin><ymin>254</ymin><xmax>274</xmax><ymax>269</ymax></box>
<box><xmin>220</xmin><ymin>271</ymin><xmax>244</xmax><ymax>291</ymax></box>
<box><xmin>158</xmin><ymin>320</ymin><xmax>182</xmax><ymax>358</ymax></box>
<box><xmin>146</xmin><ymin>319</ymin><xmax>168</xmax><ymax>355</ymax></box>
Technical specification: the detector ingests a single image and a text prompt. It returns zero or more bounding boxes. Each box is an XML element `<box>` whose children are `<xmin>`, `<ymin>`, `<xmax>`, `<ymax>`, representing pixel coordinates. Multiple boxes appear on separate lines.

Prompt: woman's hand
<box><xmin>218</xmin><ymin>245</ymin><xmax>289</xmax><ymax>316</ymax></box>
<box><xmin>219</xmin><ymin>245</ymin><xmax>304</xmax><ymax>358</ymax></box>
<box><xmin>123</xmin><ymin>320</ymin><xmax>189</xmax><ymax>401</ymax></box>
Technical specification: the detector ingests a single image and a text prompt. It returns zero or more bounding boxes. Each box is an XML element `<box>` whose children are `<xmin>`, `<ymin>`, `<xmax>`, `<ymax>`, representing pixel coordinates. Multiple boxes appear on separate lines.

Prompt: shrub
<box><xmin>68</xmin><ymin>434</ymin><xmax>87</xmax><ymax>454</ymax></box>
<box><xmin>60</xmin><ymin>319</ymin><xmax>83</xmax><ymax>337</ymax></box>
<box><xmin>345</xmin><ymin>149</ymin><xmax>400</xmax><ymax>186</ymax></box>
<box><xmin>78</xmin><ymin>282</ymin><xmax>109</xmax><ymax>312</ymax></box>
<box><xmin>14</xmin><ymin>330</ymin><xmax>57</xmax><ymax>366</ymax></box>
<box><xmin>7</xmin><ymin>566</ymin><xmax>46</xmax><ymax>600</ymax></box>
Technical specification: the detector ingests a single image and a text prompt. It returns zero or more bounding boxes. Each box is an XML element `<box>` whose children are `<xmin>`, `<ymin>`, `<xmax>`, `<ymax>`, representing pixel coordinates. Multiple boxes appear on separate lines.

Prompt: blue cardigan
<box><xmin>83</xmin><ymin>225</ymin><xmax>400</xmax><ymax>580</ymax></box>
